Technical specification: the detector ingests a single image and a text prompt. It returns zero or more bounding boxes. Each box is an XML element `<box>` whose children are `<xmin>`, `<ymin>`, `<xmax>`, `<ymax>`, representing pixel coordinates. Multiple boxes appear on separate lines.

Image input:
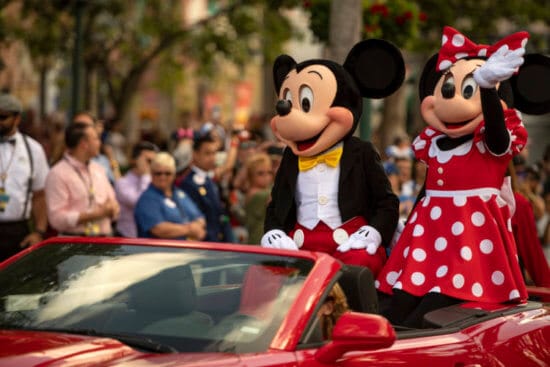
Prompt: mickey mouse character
<box><xmin>262</xmin><ymin>39</ymin><xmax>405</xmax><ymax>276</ymax></box>
<box><xmin>376</xmin><ymin>26</ymin><xmax>550</xmax><ymax>327</ymax></box>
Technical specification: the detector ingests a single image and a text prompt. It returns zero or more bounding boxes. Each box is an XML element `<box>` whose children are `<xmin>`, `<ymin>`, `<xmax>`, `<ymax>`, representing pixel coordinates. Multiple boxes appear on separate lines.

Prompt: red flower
<box><xmin>364</xmin><ymin>24</ymin><xmax>379</xmax><ymax>33</ymax></box>
<box><xmin>419</xmin><ymin>12</ymin><xmax>428</xmax><ymax>22</ymax></box>
<box><xmin>370</xmin><ymin>4</ymin><xmax>389</xmax><ymax>17</ymax></box>
<box><xmin>403</xmin><ymin>11</ymin><xmax>413</xmax><ymax>20</ymax></box>
<box><xmin>303</xmin><ymin>0</ymin><xmax>312</xmax><ymax>8</ymax></box>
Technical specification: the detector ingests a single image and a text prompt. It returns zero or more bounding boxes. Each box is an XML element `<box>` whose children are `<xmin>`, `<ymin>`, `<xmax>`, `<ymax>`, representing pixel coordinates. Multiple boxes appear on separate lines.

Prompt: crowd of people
<box><xmin>0</xmin><ymin>92</ymin><xmax>549</xmax><ymax>289</ymax></box>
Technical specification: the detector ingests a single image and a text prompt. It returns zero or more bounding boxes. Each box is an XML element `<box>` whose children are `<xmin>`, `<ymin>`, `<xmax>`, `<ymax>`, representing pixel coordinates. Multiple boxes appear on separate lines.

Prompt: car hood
<box><xmin>0</xmin><ymin>330</ymin><xmax>241</xmax><ymax>367</ymax></box>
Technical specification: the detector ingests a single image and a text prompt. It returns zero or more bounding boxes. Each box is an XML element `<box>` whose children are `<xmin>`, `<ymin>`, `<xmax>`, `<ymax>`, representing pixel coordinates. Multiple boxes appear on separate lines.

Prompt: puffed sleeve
<box><xmin>412</xmin><ymin>127</ymin><xmax>438</xmax><ymax>163</ymax></box>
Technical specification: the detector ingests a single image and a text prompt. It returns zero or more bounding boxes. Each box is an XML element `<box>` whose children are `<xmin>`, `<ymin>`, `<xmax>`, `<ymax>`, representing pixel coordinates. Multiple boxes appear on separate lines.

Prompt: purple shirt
<box><xmin>114</xmin><ymin>170</ymin><xmax>151</xmax><ymax>237</ymax></box>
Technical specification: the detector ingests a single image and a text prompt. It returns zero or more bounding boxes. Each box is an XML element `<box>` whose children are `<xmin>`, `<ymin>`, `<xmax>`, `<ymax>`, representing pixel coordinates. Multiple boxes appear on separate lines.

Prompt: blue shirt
<box><xmin>134</xmin><ymin>184</ymin><xmax>204</xmax><ymax>239</ymax></box>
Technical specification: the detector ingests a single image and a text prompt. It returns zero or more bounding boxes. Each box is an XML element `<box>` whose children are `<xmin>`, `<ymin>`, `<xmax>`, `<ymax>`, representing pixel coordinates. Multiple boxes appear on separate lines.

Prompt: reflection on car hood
<box><xmin>0</xmin><ymin>330</ymin><xmax>242</xmax><ymax>367</ymax></box>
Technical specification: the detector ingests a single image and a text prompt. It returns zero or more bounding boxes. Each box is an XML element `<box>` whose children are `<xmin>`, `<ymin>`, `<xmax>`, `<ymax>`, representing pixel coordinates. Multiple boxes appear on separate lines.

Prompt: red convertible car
<box><xmin>0</xmin><ymin>237</ymin><xmax>548</xmax><ymax>366</ymax></box>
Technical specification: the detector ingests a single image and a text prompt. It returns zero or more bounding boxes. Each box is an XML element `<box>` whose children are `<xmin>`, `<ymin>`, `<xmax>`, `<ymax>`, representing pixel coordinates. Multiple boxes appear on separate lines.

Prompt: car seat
<box><xmin>337</xmin><ymin>265</ymin><xmax>379</xmax><ymax>314</ymax></box>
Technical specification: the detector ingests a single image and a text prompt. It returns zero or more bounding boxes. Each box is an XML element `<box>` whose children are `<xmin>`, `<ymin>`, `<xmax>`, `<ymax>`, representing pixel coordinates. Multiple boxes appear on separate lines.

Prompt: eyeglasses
<box><xmin>152</xmin><ymin>171</ymin><xmax>174</xmax><ymax>177</ymax></box>
<box><xmin>0</xmin><ymin>114</ymin><xmax>13</xmax><ymax>121</ymax></box>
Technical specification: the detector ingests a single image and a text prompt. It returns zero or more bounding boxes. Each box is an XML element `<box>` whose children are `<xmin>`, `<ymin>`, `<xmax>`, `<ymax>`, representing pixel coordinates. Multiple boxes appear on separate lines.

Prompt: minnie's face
<box><xmin>421</xmin><ymin>59</ymin><xmax>507</xmax><ymax>138</ymax></box>
<box><xmin>270</xmin><ymin>64</ymin><xmax>354</xmax><ymax>157</ymax></box>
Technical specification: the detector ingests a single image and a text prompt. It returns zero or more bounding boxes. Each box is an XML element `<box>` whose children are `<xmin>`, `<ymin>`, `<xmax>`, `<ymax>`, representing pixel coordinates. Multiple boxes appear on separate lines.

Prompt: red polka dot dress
<box><xmin>376</xmin><ymin>109</ymin><xmax>528</xmax><ymax>304</ymax></box>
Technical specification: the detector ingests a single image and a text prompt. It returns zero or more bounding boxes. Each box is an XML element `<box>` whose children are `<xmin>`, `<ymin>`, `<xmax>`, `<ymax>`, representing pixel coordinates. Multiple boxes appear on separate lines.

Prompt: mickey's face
<box><xmin>421</xmin><ymin>59</ymin><xmax>506</xmax><ymax>138</ymax></box>
<box><xmin>271</xmin><ymin>64</ymin><xmax>354</xmax><ymax>157</ymax></box>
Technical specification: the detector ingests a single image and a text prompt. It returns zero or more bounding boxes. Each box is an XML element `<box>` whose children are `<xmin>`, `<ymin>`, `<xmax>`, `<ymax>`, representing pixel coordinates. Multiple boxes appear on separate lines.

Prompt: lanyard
<box><xmin>64</xmin><ymin>157</ymin><xmax>95</xmax><ymax>208</ymax></box>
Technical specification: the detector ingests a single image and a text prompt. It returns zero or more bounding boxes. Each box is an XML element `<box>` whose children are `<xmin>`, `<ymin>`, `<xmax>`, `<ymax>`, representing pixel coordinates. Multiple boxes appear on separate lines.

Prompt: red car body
<box><xmin>0</xmin><ymin>237</ymin><xmax>548</xmax><ymax>367</ymax></box>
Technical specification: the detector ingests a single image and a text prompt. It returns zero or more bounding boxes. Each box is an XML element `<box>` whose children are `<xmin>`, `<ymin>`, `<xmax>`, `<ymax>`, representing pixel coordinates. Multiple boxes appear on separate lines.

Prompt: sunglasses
<box><xmin>152</xmin><ymin>171</ymin><xmax>174</xmax><ymax>177</ymax></box>
<box><xmin>0</xmin><ymin>114</ymin><xmax>14</xmax><ymax>121</ymax></box>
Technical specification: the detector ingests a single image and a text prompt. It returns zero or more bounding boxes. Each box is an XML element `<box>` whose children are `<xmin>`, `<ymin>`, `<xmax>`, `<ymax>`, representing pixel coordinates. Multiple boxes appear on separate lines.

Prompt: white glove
<box><xmin>336</xmin><ymin>225</ymin><xmax>382</xmax><ymax>255</ymax></box>
<box><xmin>474</xmin><ymin>45</ymin><xmax>525</xmax><ymax>88</ymax></box>
<box><xmin>261</xmin><ymin>229</ymin><xmax>298</xmax><ymax>250</ymax></box>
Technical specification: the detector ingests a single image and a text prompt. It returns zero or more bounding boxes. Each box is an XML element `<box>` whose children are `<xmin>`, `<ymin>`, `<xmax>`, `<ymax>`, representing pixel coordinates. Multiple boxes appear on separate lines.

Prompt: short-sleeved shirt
<box><xmin>0</xmin><ymin>132</ymin><xmax>49</xmax><ymax>221</ymax></box>
<box><xmin>134</xmin><ymin>184</ymin><xmax>204</xmax><ymax>239</ymax></box>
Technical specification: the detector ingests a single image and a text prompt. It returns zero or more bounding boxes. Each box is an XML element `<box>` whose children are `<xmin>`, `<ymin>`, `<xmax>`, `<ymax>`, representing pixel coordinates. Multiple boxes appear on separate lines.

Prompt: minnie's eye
<box><xmin>283</xmin><ymin>89</ymin><xmax>292</xmax><ymax>103</ymax></box>
<box><xmin>461</xmin><ymin>76</ymin><xmax>478</xmax><ymax>99</ymax></box>
<box><xmin>299</xmin><ymin>86</ymin><xmax>313</xmax><ymax>112</ymax></box>
<box><xmin>441</xmin><ymin>75</ymin><xmax>455</xmax><ymax>99</ymax></box>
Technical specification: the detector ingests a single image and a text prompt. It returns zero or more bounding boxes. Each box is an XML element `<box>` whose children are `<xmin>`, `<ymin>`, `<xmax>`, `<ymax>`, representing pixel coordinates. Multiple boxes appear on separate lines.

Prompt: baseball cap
<box><xmin>0</xmin><ymin>94</ymin><xmax>22</xmax><ymax>114</ymax></box>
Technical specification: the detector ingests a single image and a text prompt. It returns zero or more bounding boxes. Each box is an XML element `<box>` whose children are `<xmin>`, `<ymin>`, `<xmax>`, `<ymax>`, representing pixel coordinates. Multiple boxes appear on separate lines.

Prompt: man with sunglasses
<box><xmin>114</xmin><ymin>141</ymin><xmax>159</xmax><ymax>237</ymax></box>
<box><xmin>0</xmin><ymin>93</ymin><xmax>49</xmax><ymax>261</ymax></box>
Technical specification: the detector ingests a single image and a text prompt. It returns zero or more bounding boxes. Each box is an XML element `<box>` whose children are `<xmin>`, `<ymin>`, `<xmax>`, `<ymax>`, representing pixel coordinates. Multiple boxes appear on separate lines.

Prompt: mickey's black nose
<box><xmin>276</xmin><ymin>100</ymin><xmax>292</xmax><ymax>116</ymax></box>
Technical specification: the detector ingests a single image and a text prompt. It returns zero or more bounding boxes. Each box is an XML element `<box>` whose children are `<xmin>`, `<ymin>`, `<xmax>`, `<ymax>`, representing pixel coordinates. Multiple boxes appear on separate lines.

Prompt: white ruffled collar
<box><xmin>428</xmin><ymin>134</ymin><xmax>473</xmax><ymax>164</ymax></box>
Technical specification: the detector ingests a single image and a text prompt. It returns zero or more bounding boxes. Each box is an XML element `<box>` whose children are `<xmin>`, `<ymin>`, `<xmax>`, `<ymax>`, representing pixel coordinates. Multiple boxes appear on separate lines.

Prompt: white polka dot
<box><xmin>393</xmin><ymin>281</ymin><xmax>403</xmax><ymax>290</ymax></box>
<box><xmin>455</xmin><ymin>52</ymin><xmax>468</xmax><ymax>59</ymax></box>
<box><xmin>472</xmin><ymin>283</ymin><xmax>483</xmax><ymax>297</ymax></box>
<box><xmin>413</xmin><ymin>224</ymin><xmax>425</xmax><ymax>237</ymax></box>
<box><xmin>386</xmin><ymin>271</ymin><xmax>399</xmax><ymax>286</ymax></box>
<box><xmin>409</xmin><ymin>212</ymin><xmax>418</xmax><ymax>223</ymax></box>
<box><xmin>451</xmin><ymin>221</ymin><xmax>464</xmax><ymax>235</ymax></box>
<box><xmin>425</xmin><ymin>128</ymin><xmax>436</xmax><ymax>136</ymax></box>
<box><xmin>453</xmin><ymin>274</ymin><xmax>465</xmax><ymax>289</ymax></box>
<box><xmin>471</xmin><ymin>212</ymin><xmax>485</xmax><ymax>227</ymax></box>
<box><xmin>436</xmin><ymin>265</ymin><xmax>448</xmax><ymax>278</ymax></box>
<box><xmin>430</xmin><ymin>206</ymin><xmax>442</xmax><ymax>220</ymax></box>
<box><xmin>453</xmin><ymin>196</ymin><xmax>467</xmax><ymax>207</ymax></box>
<box><xmin>374</xmin><ymin>280</ymin><xmax>380</xmax><ymax>288</ymax></box>
<box><xmin>460</xmin><ymin>246</ymin><xmax>473</xmax><ymax>261</ymax></box>
<box><xmin>476</xmin><ymin>141</ymin><xmax>486</xmax><ymax>154</ymax></box>
<box><xmin>403</xmin><ymin>246</ymin><xmax>410</xmax><ymax>258</ymax></box>
<box><xmin>413</xmin><ymin>138</ymin><xmax>426</xmax><ymax>150</ymax></box>
<box><xmin>452</xmin><ymin>34</ymin><xmax>465</xmax><ymax>47</ymax></box>
<box><xmin>480</xmin><ymin>239</ymin><xmax>494</xmax><ymax>254</ymax></box>
<box><xmin>509</xmin><ymin>289</ymin><xmax>520</xmax><ymax>300</ymax></box>
<box><xmin>438</xmin><ymin>60</ymin><xmax>452</xmax><ymax>71</ymax></box>
<box><xmin>411</xmin><ymin>272</ymin><xmax>425</xmax><ymax>286</ymax></box>
<box><xmin>422</xmin><ymin>196</ymin><xmax>431</xmax><ymax>207</ymax></box>
<box><xmin>429</xmin><ymin>286</ymin><xmax>441</xmax><ymax>293</ymax></box>
<box><xmin>491</xmin><ymin>271</ymin><xmax>504</xmax><ymax>285</ymax></box>
<box><xmin>441</xmin><ymin>34</ymin><xmax>448</xmax><ymax>45</ymax></box>
<box><xmin>412</xmin><ymin>248</ymin><xmax>427</xmax><ymax>262</ymax></box>
<box><xmin>435</xmin><ymin>237</ymin><xmax>447</xmax><ymax>251</ymax></box>
<box><xmin>478</xmin><ymin>48</ymin><xmax>487</xmax><ymax>57</ymax></box>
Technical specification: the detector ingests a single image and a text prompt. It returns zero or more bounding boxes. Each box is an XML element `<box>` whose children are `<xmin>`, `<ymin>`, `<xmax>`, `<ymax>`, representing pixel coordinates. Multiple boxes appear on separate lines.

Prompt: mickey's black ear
<box><xmin>273</xmin><ymin>55</ymin><xmax>297</xmax><ymax>94</ymax></box>
<box><xmin>343</xmin><ymin>39</ymin><xmax>405</xmax><ymax>99</ymax></box>
<box><xmin>509</xmin><ymin>54</ymin><xmax>550</xmax><ymax>115</ymax></box>
<box><xmin>418</xmin><ymin>54</ymin><xmax>442</xmax><ymax>101</ymax></box>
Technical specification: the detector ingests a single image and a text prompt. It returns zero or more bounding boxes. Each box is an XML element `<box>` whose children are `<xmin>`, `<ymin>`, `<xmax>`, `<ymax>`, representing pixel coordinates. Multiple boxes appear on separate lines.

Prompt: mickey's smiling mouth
<box><xmin>297</xmin><ymin>133</ymin><xmax>321</xmax><ymax>151</ymax></box>
<box><xmin>444</xmin><ymin>119</ymin><xmax>473</xmax><ymax>129</ymax></box>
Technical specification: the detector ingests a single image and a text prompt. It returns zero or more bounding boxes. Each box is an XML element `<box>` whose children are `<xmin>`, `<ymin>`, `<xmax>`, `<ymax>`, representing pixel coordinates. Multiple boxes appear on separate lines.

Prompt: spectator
<box><xmin>395</xmin><ymin>157</ymin><xmax>415</xmax><ymax>221</ymax></box>
<box><xmin>134</xmin><ymin>152</ymin><xmax>205</xmax><ymax>240</ymax></box>
<box><xmin>73</xmin><ymin>112</ymin><xmax>121</xmax><ymax>185</ymax></box>
<box><xmin>0</xmin><ymin>93</ymin><xmax>49</xmax><ymax>261</ymax></box>
<box><xmin>45</xmin><ymin>122</ymin><xmax>119</xmax><ymax>236</ymax></box>
<box><xmin>243</xmin><ymin>152</ymin><xmax>274</xmax><ymax>245</ymax></box>
<box><xmin>318</xmin><ymin>283</ymin><xmax>349</xmax><ymax>341</ymax></box>
<box><xmin>114</xmin><ymin>141</ymin><xmax>159</xmax><ymax>237</ymax></box>
<box><xmin>178</xmin><ymin>132</ymin><xmax>236</xmax><ymax>242</ymax></box>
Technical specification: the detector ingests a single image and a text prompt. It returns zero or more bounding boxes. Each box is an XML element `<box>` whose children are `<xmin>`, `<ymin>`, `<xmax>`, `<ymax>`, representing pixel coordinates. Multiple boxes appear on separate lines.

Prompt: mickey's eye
<box><xmin>461</xmin><ymin>76</ymin><xmax>478</xmax><ymax>99</ymax></box>
<box><xmin>299</xmin><ymin>86</ymin><xmax>313</xmax><ymax>112</ymax></box>
<box><xmin>283</xmin><ymin>89</ymin><xmax>292</xmax><ymax>103</ymax></box>
<box><xmin>441</xmin><ymin>74</ymin><xmax>455</xmax><ymax>99</ymax></box>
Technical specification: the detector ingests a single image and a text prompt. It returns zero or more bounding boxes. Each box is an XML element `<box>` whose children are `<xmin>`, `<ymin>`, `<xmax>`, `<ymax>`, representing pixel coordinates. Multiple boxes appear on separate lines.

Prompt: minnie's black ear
<box><xmin>418</xmin><ymin>53</ymin><xmax>442</xmax><ymax>101</ymax></box>
<box><xmin>343</xmin><ymin>39</ymin><xmax>405</xmax><ymax>99</ymax></box>
<box><xmin>509</xmin><ymin>54</ymin><xmax>550</xmax><ymax>115</ymax></box>
<box><xmin>273</xmin><ymin>55</ymin><xmax>297</xmax><ymax>94</ymax></box>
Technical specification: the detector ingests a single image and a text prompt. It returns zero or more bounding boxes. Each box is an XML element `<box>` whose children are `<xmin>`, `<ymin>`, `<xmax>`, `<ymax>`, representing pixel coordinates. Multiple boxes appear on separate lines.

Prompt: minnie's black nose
<box><xmin>276</xmin><ymin>100</ymin><xmax>292</xmax><ymax>116</ymax></box>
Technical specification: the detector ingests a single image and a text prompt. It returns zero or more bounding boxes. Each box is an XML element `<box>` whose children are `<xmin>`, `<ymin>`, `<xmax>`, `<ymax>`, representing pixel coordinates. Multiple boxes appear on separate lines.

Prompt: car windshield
<box><xmin>0</xmin><ymin>242</ymin><xmax>313</xmax><ymax>353</ymax></box>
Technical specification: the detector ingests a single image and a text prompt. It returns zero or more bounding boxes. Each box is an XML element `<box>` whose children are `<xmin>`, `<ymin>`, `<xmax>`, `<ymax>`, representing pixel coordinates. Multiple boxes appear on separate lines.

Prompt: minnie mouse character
<box><xmin>377</xmin><ymin>27</ymin><xmax>550</xmax><ymax>327</ymax></box>
<box><xmin>261</xmin><ymin>40</ymin><xmax>405</xmax><ymax>276</ymax></box>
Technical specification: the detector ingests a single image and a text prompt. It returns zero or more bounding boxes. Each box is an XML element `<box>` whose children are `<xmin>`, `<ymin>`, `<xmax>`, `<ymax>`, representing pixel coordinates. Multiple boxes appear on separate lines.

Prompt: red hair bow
<box><xmin>436</xmin><ymin>26</ymin><xmax>529</xmax><ymax>71</ymax></box>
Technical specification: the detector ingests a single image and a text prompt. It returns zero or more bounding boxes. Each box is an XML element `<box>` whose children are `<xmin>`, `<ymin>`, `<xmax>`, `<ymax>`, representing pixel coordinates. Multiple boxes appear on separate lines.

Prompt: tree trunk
<box><xmin>327</xmin><ymin>0</ymin><xmax>362</xmax><ymax>63</ymax></box>
<box><xmin>378</xmin><ymin>86</ymin><xmax>408</xmax><ymax>154</ymax></box>
<box><xmin>38</xmin><ymin>66</ymin><xmax>47</xmax><ymax>122</ymax></box>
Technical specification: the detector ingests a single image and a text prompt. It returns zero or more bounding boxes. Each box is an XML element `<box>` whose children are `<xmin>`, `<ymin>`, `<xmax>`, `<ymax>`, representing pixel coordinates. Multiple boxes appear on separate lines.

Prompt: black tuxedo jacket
<box><xmin>264</xmin><ymin>136</ymin><xmax>399</xmax><ymax>247</ymax></box>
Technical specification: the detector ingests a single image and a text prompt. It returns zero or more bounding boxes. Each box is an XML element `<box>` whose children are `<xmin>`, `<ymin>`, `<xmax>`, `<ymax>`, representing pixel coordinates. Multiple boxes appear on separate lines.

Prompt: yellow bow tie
<box><xmin>298</xmin><ymin>147</ymin><xmax>343</xmax><ymax>172</ymax></box>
